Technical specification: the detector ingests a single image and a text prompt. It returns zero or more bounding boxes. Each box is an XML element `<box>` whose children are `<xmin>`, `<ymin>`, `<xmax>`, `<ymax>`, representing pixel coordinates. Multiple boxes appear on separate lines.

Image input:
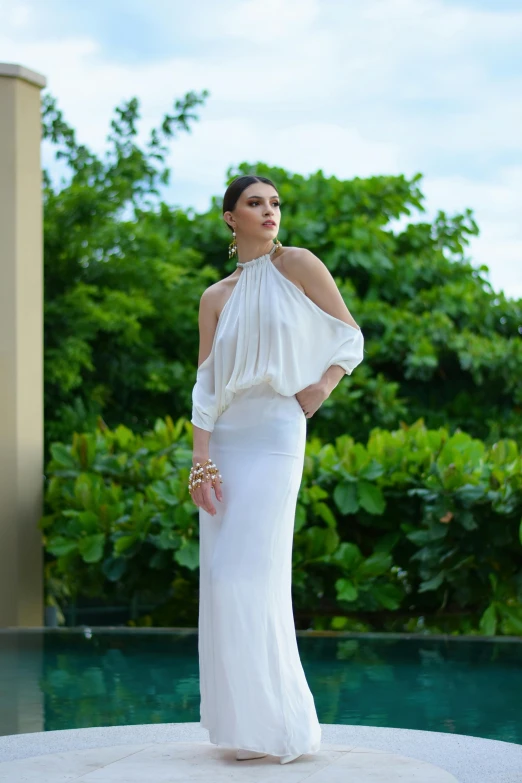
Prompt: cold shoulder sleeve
<box><xmin>268</xmin><ymin>271</ymin><xmax>364</xmax><ymax>395</ymax></box>
<box><xmin>190</xmin><ymin>253</ymin><xmax>365</xmax><ymax>433</ymax></box>
<box><xmin>191</xmin><ymin>352</ymin><xmax>219</xmax><ymax>432</ymax></box>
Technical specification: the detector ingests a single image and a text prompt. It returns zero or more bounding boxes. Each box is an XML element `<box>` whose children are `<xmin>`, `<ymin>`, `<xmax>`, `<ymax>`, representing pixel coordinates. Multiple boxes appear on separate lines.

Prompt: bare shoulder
<box><xmin>196</xmin><ymin>280</ymin><xmax>233</xmax><ymax>367</ymax></box>
<box><xmin>199</xmin><ymin>273</ymin><xmax>237</xmax><ymax>322</ymax></box>
<box><xmin>198</xmin><ymin>283</ymin><xmax>219</xmax><ymax>321</ymax></box>
<box><xmin>278</xmin><ymin>245</ymin><xmax>323</xmax><ymax>269</ymax></box>
<box><xmin>272</xmin><ymin>246</ymin><xmax>313</xmax><ymax>292</ymax></box>
<box><xmin>276</xmin><ymin>246</ymin><xmax>326</xmax><ymax>290</ymax></box>
<box><xmin>278</xmin><ymin>246</ymin><xmax>361</xmax><ymax>329</ymax></box>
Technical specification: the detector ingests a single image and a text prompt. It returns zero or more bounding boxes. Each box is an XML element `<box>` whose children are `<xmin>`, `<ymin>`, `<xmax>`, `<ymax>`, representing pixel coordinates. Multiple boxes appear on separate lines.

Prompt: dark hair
<box><xmin>222</xmin><ymin>175</ymin><xmax>279</xmax><ymax>232</ymax></box>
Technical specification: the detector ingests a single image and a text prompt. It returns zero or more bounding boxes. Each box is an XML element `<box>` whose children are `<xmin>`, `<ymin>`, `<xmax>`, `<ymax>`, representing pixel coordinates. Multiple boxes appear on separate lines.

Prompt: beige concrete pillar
<box><xmin>0</xmin><ymin>63</ymin><xmax>47</xmax><ymax>627</ymax></box>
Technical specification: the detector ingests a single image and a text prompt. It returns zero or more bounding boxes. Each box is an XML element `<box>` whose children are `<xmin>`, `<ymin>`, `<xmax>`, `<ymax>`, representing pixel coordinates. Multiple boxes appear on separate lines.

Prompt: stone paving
<box><xmin>0</xmin><ymin>741</ymin><xmax>459</xmax><ymax>782</ymax></box>
<box><xmin>0</xmin><ymin>723</ymin><xmax>521</xmax><ymax>782</ymax></box>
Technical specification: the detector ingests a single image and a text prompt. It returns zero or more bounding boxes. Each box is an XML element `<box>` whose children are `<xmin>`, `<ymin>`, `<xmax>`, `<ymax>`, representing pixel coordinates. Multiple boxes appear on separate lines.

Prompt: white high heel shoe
<box><xmin>280</xmin><ymin>752</ymin><xmax>303</xmax><ymax>764</ymax></box>
<box><xmin>236</xmin><ymin>748</ymin><xmax>268</xmax><ymax>760</ymax></box>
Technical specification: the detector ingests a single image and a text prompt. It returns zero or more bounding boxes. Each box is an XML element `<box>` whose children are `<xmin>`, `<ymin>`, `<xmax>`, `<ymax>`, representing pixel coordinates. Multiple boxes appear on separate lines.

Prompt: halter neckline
<box><xmin>236</xmin><ymin>244</ymin><xmax>278</xmax><ymax>268</ymax></box>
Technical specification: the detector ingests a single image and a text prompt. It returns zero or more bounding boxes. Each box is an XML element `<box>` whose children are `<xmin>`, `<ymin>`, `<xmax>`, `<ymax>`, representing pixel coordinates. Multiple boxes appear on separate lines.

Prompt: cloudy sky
<box><xmin>1</xmin><ymin>0</ymin><xmax>521</xmax><ymax>298</ymax></box>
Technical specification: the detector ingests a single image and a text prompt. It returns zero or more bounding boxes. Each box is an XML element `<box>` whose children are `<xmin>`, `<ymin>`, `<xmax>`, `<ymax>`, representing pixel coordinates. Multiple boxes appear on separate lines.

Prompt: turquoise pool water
<box><xmin>1</xmin><ymin>630</ymin><xmax>520</xmax><ymax>743</ymax></box>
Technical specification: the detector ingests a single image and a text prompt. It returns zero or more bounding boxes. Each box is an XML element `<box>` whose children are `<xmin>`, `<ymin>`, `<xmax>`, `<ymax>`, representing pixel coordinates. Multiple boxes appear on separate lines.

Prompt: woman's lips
<box><xmin>262</xmin><ymin>222</ymin><xmax>276</xmax><ymax>227</ymax></box>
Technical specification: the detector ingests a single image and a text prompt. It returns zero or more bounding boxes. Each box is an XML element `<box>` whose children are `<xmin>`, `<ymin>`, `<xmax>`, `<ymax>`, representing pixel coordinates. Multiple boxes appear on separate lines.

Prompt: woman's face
<box><xmin>225</xmin><ymin>182</ymin><xmax>281</xmax><ymax>240</ymax></box>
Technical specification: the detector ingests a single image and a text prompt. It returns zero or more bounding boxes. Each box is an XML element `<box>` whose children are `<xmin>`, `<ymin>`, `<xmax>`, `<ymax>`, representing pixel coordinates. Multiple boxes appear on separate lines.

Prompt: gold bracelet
<box><xmin>188</xmin><ymin>458</ymin><xmax>223</xmax><ymax>492</ymax></box>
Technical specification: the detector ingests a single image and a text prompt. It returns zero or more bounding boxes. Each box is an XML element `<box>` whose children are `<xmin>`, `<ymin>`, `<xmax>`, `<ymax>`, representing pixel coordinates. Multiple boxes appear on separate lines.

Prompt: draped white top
<box><xmin>191</xmin><ymin>246</ymin><xmax>364</xmax><ymax>432</ymax></box>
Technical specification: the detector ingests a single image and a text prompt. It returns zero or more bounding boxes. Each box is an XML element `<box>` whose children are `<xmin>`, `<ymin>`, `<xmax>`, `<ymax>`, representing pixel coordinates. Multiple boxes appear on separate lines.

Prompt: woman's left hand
<box><xmin>295</xmin><ymin>381</ymin><xmax>329</xmax><ymax>418</ymax></box>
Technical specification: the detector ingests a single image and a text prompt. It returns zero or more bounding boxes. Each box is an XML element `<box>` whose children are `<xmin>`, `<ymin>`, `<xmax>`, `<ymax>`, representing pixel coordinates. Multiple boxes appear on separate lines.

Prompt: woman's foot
<box><xmin>280</xmin><ymin>752</ymin><xmax>303</xmax><ymax>764</ymax></box>
<box><xmin>236</xmin><ymin>748</ymin><xmax>268</xmax><ymax>760</ymax></box>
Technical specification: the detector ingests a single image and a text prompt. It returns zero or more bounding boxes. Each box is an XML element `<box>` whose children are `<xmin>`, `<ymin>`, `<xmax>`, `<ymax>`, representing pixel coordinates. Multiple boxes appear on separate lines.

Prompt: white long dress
<box><xmin>191</xmin><ymin>245</ymin><xmax>364</xmax><ymax>757</ymax></box>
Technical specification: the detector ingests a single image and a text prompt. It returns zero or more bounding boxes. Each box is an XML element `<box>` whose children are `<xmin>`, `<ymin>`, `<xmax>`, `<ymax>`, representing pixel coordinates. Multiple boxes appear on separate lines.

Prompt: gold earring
<box><xmin>273</xmin><ymin>237</ymin><xmax>283</xmax><ymax>250</ymax></box>
<box><xmin>228</xmin><ymin>230</ymin><xmax>237</xmax><ymax>258</ymax></box>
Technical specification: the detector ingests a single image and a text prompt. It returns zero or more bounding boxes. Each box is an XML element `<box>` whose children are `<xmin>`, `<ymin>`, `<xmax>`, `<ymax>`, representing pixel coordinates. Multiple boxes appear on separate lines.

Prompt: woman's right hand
<box><xmin>190</xmin><ymin>459</ymin><xmax>223</xmax><ymax>516</ymax></box>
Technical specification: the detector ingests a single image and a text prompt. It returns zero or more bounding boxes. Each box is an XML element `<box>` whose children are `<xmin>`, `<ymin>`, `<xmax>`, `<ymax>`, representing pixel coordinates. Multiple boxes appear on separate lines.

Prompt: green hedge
<box><xmin>40</xmin><ymin>417</ymin><xmax>522</xmax><ymax>634</ymax></box>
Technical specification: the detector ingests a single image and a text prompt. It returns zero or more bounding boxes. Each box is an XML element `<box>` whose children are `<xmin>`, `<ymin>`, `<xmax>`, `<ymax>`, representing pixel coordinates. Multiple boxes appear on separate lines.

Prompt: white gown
<box><xmin>191</xmin><ymin>246</ymin><xmax>364</xmax><ymax>757</ymax></box>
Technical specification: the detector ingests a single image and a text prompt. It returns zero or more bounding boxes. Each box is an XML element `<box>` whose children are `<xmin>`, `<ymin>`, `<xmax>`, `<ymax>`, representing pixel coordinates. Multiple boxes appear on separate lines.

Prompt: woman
<box><xmin>189</xmin><ymin>174</ymin><xmax>364</xmax><ymax>765</ymax></box>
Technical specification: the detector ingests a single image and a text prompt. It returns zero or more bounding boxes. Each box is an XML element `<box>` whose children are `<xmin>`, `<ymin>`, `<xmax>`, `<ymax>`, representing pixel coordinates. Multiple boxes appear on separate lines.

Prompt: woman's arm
<box><xmin>320</xmin><ymin>363</ymin><xmax>346</xmax><ymax>396</ymax></box>
<box><xmin>293</xmin><ymin>248</ymin><xmax>361</xmax><ymax>330</ymax></box>
<box><xmin>192</xmin><ymin>287</ymin><xmax>219</xmax><ymax>462</ymax></box>
<box><xmin>295</xmin><ymin>248</ymin><xmax>361</xmax><ymax>395</ymax></box>
<box><xmin>190</xmin><ymin>287</ymin><xmax>223</xmax><ymax>515</ymax></box>
<box><xmin>286</xmin><ymin>248</ymin><xmax>363</xmax><ymax>412</ymax></box>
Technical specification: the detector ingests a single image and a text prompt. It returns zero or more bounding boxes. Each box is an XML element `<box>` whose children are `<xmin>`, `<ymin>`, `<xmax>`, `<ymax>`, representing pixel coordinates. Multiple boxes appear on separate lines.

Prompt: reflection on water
<box><xmin>0</xmin><ymin>631</ymin><xmax>520</xmax><ymax>743</ymax></box>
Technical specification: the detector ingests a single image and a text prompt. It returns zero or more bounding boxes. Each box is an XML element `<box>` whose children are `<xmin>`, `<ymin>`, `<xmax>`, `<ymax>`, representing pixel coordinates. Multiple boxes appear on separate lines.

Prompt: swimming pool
<box><xmin>1</xmin><ymin>629</ymin><xmax>520</xmax><ymax>743</ymax></box>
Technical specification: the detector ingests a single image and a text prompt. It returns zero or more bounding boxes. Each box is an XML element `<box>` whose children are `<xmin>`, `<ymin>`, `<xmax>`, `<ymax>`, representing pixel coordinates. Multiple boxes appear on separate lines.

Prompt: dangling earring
<box><xmin>273</xmin><ymin>237</ymin><xmax>283</xmax><ymax>250</ymax></box>
<box><xmin>228</xmin><ymin>230</ymin><xmax>237</xmax><ymax>258</ymax></box>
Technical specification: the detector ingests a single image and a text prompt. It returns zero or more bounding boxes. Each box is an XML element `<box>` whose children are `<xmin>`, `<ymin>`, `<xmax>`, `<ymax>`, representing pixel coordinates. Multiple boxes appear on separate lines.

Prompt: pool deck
<box><xmin>0</xmin><ymin>723</ymin><xmax>521</xmax><ymax>782</ymax></box>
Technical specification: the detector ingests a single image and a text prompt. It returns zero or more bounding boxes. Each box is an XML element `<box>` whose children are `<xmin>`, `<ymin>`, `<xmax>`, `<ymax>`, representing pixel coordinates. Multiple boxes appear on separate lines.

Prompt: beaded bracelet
<box><xmin>188</xmin><ymin>458</ymin><xmax>223</xmax><ymax>492</ymax></box>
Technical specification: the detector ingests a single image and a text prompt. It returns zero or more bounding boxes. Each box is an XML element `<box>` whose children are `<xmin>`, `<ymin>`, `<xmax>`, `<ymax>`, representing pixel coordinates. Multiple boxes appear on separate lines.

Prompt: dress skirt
<box><xmin>198</xmin><ymin>380</ymin><xmax>322</xmax><ymax>757</ymax></box>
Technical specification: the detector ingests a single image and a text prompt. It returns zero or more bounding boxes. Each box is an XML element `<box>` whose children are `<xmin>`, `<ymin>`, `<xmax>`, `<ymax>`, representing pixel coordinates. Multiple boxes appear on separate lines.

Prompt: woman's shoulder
<box><xmin>200</xmin><ymin>274</ymin><xmax>238</xmax><ymax>323</ymax></box>
<box><xmin>277</xmin><ymin>245</ymin><xmax>312</xmax><ymax>263</ymax></box>
<box><xmin>274</xmin><ymin>245</ymin><xmax>320</xmax><ymax>292</ymax></box>
<box><xmin>276</xmin><ymin>245</ymin><xmax>320</xmax><ymax>274</ymax></box>
<box><xmin>280</xmin><ymin>247</ymin><xmax>361</xmax><ymax>331</ymax></box>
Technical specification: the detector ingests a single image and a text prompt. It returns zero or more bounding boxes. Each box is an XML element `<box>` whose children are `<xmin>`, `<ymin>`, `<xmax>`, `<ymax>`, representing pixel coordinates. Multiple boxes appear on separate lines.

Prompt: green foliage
<box><xmin>42</xmin><ymin>94</ymin><xmax>522</xmax><ymax>463</ymax></box>
<box><xmin>40</xmin><ymin>415</ymin><xmax>200</xmax><ymax>625</ymax></box>
<box><xmin>40</xmin><ymin>417</ymin><xmax>522</xmax><ymax>634</ymax></box>
<box><xmin>297</xmin><ymin>421</ymin><xmax>522</xmax><ymax>634</ymax></box>
<box><xmin>42</xmin><ymin>90</ymin><xmax>213</xmax><ymax>451</ymax></box>
<box><xmin>41</xmin><ymin>91</ymin><xmax>522</xmax><ymax>633</ymax></box>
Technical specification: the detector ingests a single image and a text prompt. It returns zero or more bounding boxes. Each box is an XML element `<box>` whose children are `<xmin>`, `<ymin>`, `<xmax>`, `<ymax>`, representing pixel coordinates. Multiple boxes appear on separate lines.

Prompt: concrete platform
<box><xmin>0</xmin><ymin>741</ymin><xmax>457</xmax><ymax>782</ymax></box>
<box><xmin>0</xmin><ymin>723</ymin><xmax>521</xmax><ymax>782</ymax></box>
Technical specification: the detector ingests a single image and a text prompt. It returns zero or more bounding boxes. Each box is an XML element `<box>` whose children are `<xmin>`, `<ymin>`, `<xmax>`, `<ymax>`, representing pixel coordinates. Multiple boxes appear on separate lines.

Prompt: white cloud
<box><xmin>422</xmin><ymin>166</ymin><xmax>522</xmax><ymax>299</ymax></box>
<box><xmin>168</xmin><ymin>118</ymin><xmax>399</xmax><ymax>187</ymax></box>
<box><xmin>7</xmin><ymin>3</ymin><xmax>30</xmax><ymax>27</ymax></box>
<box><xmin>205</xmin><ymin>0</ymin><xmax>322</xmax><ymax>43</ymax></box>
<box><xmin>1</xmin><ymin>0</ymin><xmax>520</xmax><ymax>298</ymax></box>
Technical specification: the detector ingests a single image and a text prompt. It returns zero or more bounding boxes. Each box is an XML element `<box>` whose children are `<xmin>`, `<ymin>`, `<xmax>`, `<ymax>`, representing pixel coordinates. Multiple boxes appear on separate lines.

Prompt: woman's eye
<box><xmin>249</xmin><ymin>201</ymin><xmax>280</xmax><ymax>207</ymax></box>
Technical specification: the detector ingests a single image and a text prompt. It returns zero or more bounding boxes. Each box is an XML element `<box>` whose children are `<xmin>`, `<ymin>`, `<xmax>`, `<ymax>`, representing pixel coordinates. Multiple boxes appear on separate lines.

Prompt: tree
<box><xmin>42</xmin><ymin>95</ymin><xmax>522</xmax><ymax>462</ymax></box>
<box><xmin>42</xmin><ymin>91</ymin><xmax>213</xmax><ymax>451</ymax></box>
